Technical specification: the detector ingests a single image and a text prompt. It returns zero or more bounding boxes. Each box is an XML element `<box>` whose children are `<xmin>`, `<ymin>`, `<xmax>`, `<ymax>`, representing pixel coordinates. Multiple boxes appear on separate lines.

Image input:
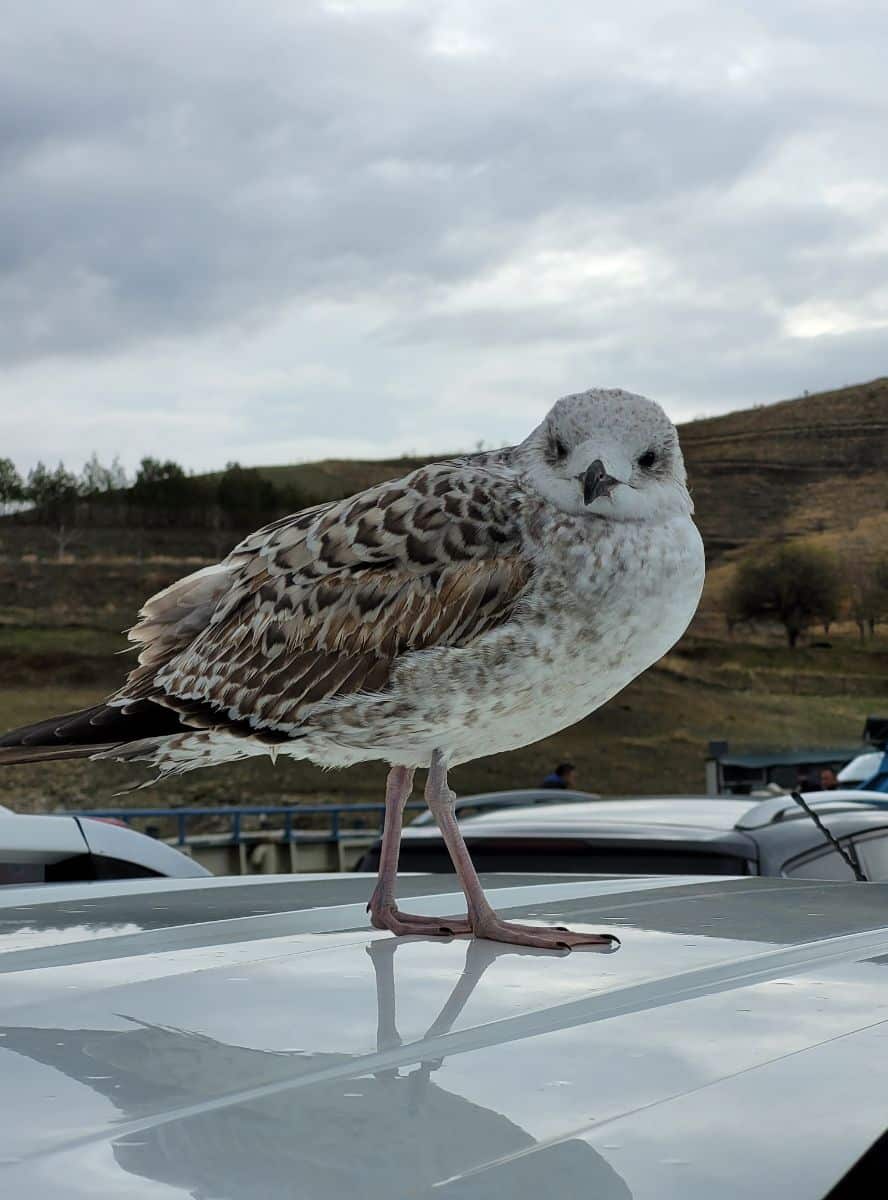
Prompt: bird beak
<box><xmin>582</xmin><ymin>459</ymin><xmax>619</xmax><ymax>505</ymax></box>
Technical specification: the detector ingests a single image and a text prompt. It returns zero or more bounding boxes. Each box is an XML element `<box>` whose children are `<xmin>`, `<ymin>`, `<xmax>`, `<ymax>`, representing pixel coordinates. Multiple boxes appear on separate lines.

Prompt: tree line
<box><xmin>3</xmin><ymin>455</ymin><xmax>887</xmax><ymax>645</ymax></box>
<box><xmin>0</xmin><ymin>454</ymin><xmax>307</xmax><ymax>556</ymax></box>
<box><xmin>727</xmin><ymin>541</ymin><xmax>888</xmax><ymax>646</ymax></box>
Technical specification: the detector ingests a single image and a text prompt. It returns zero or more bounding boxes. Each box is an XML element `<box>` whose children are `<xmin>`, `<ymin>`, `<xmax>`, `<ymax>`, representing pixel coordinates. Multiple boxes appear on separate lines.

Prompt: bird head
<box><xmin>519</xmin><ymin>388</ymin><xmax>692</xmax><ymax>522</ymax></box>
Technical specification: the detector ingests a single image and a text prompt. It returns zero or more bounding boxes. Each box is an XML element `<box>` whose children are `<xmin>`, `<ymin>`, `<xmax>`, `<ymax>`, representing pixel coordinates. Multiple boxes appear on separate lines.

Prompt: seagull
<box><xmin>0</xmin><ymin>388</ymin><xmax>704</xmax><ymax>948</ymax></box>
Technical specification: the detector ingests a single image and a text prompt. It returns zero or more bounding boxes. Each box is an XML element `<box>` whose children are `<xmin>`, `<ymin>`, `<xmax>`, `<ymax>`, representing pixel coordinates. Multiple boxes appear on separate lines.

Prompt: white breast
<box><xmin>438</xmin><ymin>512</ymin><xmax>704</xmax><ymax>763</ymax></box>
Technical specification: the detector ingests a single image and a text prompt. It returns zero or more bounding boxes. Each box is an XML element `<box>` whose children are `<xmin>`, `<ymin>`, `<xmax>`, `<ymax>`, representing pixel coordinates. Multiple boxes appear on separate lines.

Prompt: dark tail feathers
<box><xmin>0</xmin><ymin>700</ymin><xmax>191</xmax><ymax>766</ymax></box>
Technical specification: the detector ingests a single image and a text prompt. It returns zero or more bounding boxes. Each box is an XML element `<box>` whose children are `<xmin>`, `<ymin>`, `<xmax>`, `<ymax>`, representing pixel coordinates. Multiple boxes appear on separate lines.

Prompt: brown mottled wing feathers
<box><xmin>119</xmin><ymin>462</ymin><xmax>531</xmax><ymax>737</ymax></box>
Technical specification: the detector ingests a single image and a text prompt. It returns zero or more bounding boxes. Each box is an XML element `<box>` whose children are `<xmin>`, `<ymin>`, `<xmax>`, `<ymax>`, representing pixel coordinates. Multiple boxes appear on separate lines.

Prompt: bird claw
<box><xmin>368</xmin><ymin>904</ymin><xmax>472</xmax><ymax>938</ymax></box>
<box><xmin>366</xmin><ymin>900</ymin><xmax>617</xmax><ymax>948</ymax></box>
<box><xmin>471</xmin><ymin>917</ymin><xmax>619</xmax><ymax>952</ymax></box>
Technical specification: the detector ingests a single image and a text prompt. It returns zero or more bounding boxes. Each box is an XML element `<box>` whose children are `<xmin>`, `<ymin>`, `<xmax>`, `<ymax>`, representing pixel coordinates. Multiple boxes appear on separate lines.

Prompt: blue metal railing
<box><xmin>67</xmin><ymin>803</ymin><xmax>427</xmax><ymax>846</ymax></box>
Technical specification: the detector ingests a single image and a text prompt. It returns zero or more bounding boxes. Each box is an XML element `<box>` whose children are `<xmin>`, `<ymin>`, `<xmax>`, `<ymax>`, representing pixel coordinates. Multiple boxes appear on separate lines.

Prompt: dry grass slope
<box><xmin>679</xmin><ymin>377</ymin><xmax>888</xmax><ymax>554</ymax></box>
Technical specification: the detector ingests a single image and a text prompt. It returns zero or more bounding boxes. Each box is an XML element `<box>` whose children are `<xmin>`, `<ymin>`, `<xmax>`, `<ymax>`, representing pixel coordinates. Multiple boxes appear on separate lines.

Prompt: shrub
<box><xmin>727</xmin><ymin>543</ymin><xmax>842</xmax><ymax>647</ymax></box>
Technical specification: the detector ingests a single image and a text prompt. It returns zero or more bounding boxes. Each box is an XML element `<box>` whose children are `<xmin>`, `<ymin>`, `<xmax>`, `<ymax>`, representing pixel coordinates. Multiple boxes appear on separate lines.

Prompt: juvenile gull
<box><xmin>0</xmin><ymin>388</ymin><xmax>704</xmax><ymax>949</ymax></box>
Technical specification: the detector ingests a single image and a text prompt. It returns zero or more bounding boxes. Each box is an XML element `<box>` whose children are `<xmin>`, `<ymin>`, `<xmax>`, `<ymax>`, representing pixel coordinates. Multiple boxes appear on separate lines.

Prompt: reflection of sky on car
<box><xmin>0</xmin><ymin>923</ymin><xmax>144</xmax><ymax>954</ymax></box>
<box><xmin>429</xmin><ymin>954</ymin><xmax>888</xmax><ymax>1135</ymax></box>
<box><xmin>576</xmin><ymin>1017</ymin><xmax>888</xmax><ymax>1200</ymax></box>
<box><xmin>19</xmin><ymin>1142</ymin><xmax>179</xmax><ymax>1200</ymax></box>
<box><xmin>5</xmin><ymin>925</ymin><xmax>767</xmax><ymax>1050</ymax></box>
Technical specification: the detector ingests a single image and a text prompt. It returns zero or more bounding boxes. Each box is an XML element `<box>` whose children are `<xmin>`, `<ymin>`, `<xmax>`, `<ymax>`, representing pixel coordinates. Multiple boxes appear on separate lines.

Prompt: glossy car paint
<box><xmin>2</xmin><ymin>872</ymin><xmax>888</xmax><ymax>1198</ymax></box>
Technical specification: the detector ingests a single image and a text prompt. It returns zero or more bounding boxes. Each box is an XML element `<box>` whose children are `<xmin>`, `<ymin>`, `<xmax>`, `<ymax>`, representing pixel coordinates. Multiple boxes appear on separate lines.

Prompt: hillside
<box><xmin>679</xmin><ymin>377</ymin><xmax>888</xmax><ymax>555</ymax></box>
<box><xmin>208</xmin><ymin>376</ymin><xmax>888</xmax><ymax>559</ymax></box>
<box><xmin>202</xmin><ymin>455</ymin><xmax>431</xmax><ymax>505</ymax></box>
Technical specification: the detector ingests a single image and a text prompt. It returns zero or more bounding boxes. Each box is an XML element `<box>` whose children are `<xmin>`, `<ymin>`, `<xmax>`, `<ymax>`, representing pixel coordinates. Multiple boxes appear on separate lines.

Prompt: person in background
<box><xmin>819</xmin><ymin>767</ymin><xmax>839</xmax><ymax>791</ymax></box>
<box><xmin>541</xmin><ymin>762</ymin><xmax>577</xmax><ymax>790</ymax></box>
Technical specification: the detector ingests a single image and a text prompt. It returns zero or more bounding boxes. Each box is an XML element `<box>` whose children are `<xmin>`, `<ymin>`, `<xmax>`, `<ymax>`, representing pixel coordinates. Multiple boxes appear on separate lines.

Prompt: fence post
<box><xmin>177</xmin><ymin>812</ymin><xmax>186</xmax><ymax>846</ymax></box>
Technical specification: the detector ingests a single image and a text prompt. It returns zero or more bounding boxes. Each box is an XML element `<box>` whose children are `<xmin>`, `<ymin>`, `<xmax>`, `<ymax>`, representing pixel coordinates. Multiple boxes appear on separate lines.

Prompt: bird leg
<box><xmin>425</xmin><ymin>750</ymin><xmax>619</xmax><ymax>951</ymax></box>
<box><xmin>367</xmin><ymin>764</ymin><xmax>471</xmax><ymax>937</ymax></box>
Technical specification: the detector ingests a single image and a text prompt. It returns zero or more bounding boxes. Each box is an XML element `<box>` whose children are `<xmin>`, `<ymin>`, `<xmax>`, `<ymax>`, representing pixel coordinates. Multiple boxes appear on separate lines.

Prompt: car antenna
<box><xmin>789</xmin><ymin>790</ymin><xmax>867</xmax><ymax>882</ymax></box>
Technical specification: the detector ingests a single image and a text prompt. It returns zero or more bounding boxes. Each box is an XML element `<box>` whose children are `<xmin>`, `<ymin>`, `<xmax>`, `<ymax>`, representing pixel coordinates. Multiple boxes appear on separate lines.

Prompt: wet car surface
<box><xmin>2</xmin><ymin>872</ymin><xmax>888</xmax><ymax>1198</ymax></box>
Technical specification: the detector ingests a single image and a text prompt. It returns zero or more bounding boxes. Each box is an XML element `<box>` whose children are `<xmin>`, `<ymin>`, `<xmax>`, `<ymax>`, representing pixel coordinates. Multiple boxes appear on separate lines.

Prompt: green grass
<box><xmin>0</xmin><ymin>622</ymin><xmax>132</xmax><ymax>689</ymax></box>
<box><xmin>0</xmin><ymin>625</ymin><xmax>127</xmax><ymax>656</ymax></box>
<box><xmin>677</xmin><ymin>635</ymin><xmax>888</xmax><ymax>675</ymax></box>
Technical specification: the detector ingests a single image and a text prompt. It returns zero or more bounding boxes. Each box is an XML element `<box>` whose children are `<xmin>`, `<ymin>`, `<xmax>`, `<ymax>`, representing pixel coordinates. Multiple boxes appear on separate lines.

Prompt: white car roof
<box><xmin>2</xmin><ymin>872</ymin><xmax>888</xmax><ymax>1198</ymax></box>
<box><xmin>453</xmin><ymin>796</ymin><xmax>755</xmax><ymax>831</ymax></box>
<box><xmin>400</xmin><ymin>791</ymin><xmax>888</xmax><ymax>841</ymax></box>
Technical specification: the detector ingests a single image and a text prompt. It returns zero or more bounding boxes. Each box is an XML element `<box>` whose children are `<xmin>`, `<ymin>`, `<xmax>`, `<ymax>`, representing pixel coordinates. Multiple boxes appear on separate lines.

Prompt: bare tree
<box><xmin>842</xmin><ymin>543</ymin><xmax>888</xmax><ymax>640</ymax></box>
<box><xmin>27</xmin><ymin>461</ymin><xmax>80</xmax><ymax>559</ymax></box>
<box><xmin>0</xmin><ymin>458</ymin><xmax>24</xmax><ymax>515</ymax></box>
<box><xmin>869</xmin><ymin>558</ymin><xmax>888</xmax><ymax>636</ymax></box>
<box><xmin>79</xmin><ymin>452</ymin><xmax>129</xmax><ymax>496</ymax></box>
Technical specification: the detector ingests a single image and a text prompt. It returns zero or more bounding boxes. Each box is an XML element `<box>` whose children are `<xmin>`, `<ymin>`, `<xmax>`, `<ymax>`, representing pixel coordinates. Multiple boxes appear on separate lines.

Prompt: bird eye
<box><xmin>552</xmin><ymin>435</ymin><xmax>569</xmax><ymax>461</ymax></box>
<box><xmin>637</xmin><ymin>450</ymin><xmax>657</xmax><ymax>469</ymax></box>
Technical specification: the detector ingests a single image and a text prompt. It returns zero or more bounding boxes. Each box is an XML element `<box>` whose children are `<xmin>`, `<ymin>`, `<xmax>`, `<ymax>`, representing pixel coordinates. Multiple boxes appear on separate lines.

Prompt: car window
<box><xmin>855</xmin><ymin>832</ymin><xmax>888</xmax><ymax>881</ymax></box>
<box><xmin>0</xmin><ymin>862</ymin><xmax>45</xmax><ymax>886</ymax></box>
<box><xmin>0</xmin><ymin>855</ymin><xmax>162</xmax><ymax>886</ymax></box>
<box><xmin>782</xmin><ymin>830</ymin><xmax>888</xmax><ymax>882</ymax></box>
<box><xmin>380</xmin><ymin>840</ymin><xmax>751</xmax><ymax>876</ymax></box>
<box><xmin>782</xmin><ymin>846</ymin><xmax>858</xmax><ymax>882</ymax></box>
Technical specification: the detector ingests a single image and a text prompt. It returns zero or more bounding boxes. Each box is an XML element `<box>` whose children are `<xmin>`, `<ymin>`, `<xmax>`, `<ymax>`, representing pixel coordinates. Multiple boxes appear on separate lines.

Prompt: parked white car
<box><xmin>0</xmin><ymin>810</ymin><xmax>209</xmax><ymax>885</ymax></box>
<box><xmin>363</xmin><ymin>791</ymin><xmax>888</xmax><ymax>880</ymax></box>
<box><xmin>1</xmin><ymin>869</ymin><xmax>887</xmax><ymax>1197</ymax></box>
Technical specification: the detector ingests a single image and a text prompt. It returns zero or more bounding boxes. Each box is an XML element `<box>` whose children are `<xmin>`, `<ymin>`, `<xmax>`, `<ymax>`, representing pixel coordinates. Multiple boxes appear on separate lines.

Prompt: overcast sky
<box><xmin>2</xmin><ymin>0</ymin><xmax>886</xmax><ymax>476</ymax></box>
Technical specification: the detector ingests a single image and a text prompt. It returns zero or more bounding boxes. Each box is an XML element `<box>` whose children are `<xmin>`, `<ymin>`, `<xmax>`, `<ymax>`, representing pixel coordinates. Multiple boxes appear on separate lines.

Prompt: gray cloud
<box><xmin>1</xmin><ymin>0</ymin><xmax>886</xmax><ymax>472</ymax></box>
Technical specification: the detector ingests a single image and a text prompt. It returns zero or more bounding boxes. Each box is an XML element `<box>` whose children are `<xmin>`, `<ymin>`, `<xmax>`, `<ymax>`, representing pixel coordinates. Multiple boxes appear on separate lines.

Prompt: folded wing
<box><xmin>119</xmin><ymin>461</ymin><xmax>533</xmax><ymax>739</ymax></box>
